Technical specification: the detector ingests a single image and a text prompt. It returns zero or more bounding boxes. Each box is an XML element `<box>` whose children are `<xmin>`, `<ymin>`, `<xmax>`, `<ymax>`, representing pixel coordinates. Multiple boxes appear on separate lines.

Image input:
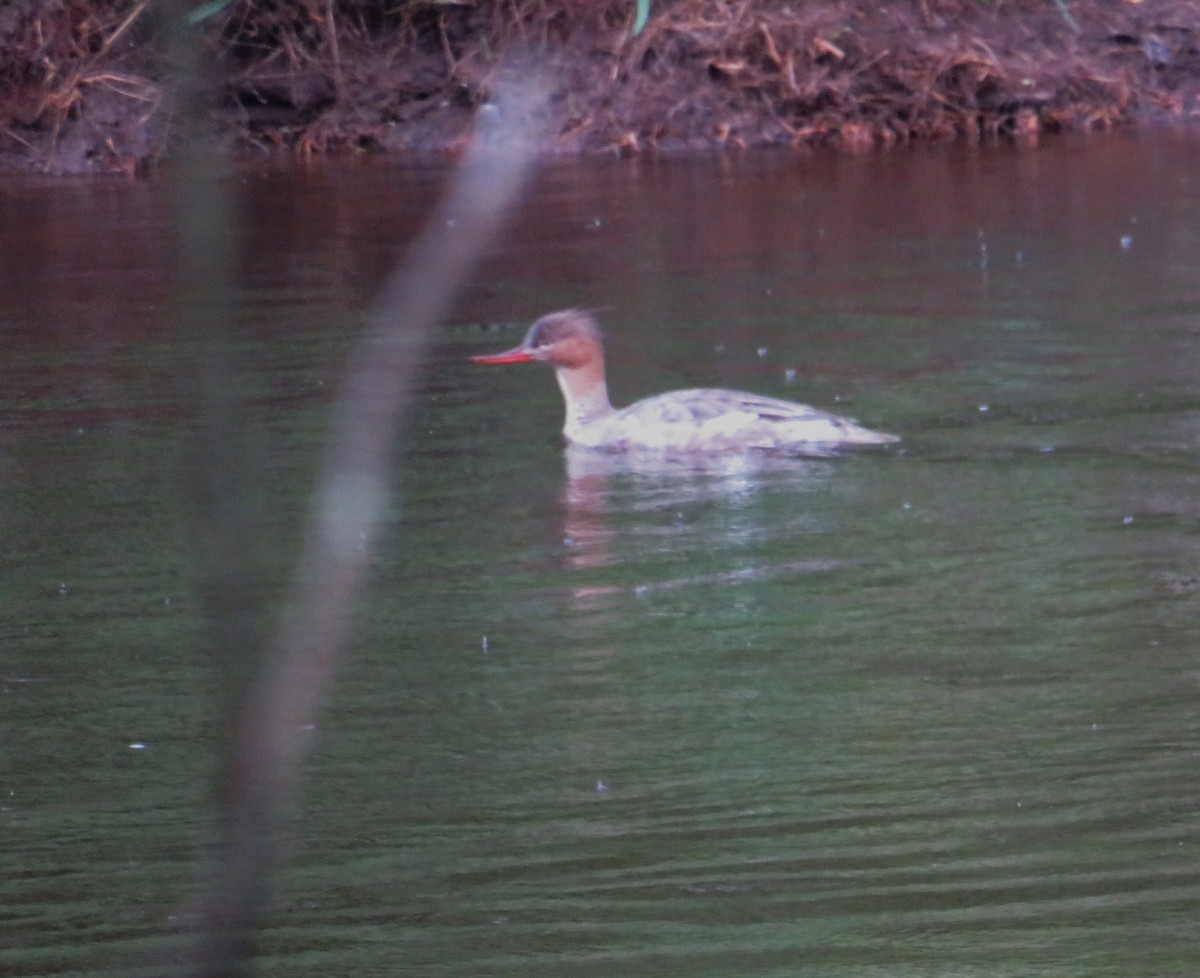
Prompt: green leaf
<box><xmin>633</xmin><ymin>0</ymin><xmax>650</xmax><ymax>36</ymax></box>
<box><xmin>187</xmin><ymin>0</ymin><xmax>236</xmax><ymax>25</ymax></box>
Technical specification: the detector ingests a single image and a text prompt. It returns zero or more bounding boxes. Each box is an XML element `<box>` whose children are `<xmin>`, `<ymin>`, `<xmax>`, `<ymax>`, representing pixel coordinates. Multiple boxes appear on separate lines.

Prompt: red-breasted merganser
<box><xmin>471</xmin><ymin>310</ymin><xmax>898</xmax><ymax>454</ymax></box>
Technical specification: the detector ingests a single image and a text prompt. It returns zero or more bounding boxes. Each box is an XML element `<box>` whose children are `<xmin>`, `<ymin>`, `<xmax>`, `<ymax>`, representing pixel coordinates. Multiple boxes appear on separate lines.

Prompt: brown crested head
<box><xmin>521</xmin><ymin>309</ymin><xmax>604</xmax><ymax>369</ymax></box>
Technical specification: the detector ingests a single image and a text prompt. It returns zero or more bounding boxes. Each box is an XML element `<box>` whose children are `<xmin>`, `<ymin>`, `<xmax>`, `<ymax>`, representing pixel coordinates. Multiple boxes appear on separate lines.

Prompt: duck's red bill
<box><xmin>470</xmin><ymin>348</ymin><xmax>534</xmax><ymax>364</ymax></box>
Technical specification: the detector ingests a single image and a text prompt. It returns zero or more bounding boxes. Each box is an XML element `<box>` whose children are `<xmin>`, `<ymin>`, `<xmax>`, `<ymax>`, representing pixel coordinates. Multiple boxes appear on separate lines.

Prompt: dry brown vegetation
<box><xmin>3</xmin><ymin>0</ymin><xmax>1200</xmax><ymax>173</ymax></box>
<box><xmin>0</xmin><ymin>0</ymin><xmax>163</xmax><ymax>172</ymax></box>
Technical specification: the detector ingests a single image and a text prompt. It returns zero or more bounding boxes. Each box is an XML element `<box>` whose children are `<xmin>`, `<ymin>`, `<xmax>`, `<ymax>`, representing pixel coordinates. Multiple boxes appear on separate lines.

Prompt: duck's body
<box><xmin>562</xmin><ymin>387</ymin><xmax>895</xmax><ymax>453</ymax></box>
<box><xmin>472</xmin><ymin>310</ymin><xmax>898</xmax><ymax>455</ymax></box>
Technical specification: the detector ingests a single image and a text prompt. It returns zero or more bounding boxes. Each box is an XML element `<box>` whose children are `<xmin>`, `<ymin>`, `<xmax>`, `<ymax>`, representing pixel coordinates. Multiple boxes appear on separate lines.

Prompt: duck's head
<box><xmin>471</xmin><ymin>309</ymin><xmax>603</xmax><ymax>370</ymax></box>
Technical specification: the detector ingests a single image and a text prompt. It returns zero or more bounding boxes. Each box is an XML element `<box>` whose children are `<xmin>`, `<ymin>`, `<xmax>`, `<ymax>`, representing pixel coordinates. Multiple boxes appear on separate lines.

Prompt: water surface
<box><xmin>3</xmin><ymin>134</ymin><xmax>1200</xmax><ymax>976</ymax></box>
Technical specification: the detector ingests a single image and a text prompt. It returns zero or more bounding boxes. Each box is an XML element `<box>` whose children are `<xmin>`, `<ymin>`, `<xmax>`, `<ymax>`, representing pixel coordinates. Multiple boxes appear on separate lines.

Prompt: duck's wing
<box><xmin>632</xmin><ymin>388</ymin><xmax>840</xmax><ymax>424</ymax></box>
<box><xmin>623</xmin><ymin>388</ymin><xmax>896</xmax><ymax>448</ymax></box>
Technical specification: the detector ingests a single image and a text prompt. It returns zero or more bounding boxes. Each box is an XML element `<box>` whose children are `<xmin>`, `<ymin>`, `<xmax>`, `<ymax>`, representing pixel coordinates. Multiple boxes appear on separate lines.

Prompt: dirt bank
<box><xmin>3</xmin><ymin>0</ymin><xmax>1200</xmax><ymax>174</ymax></box>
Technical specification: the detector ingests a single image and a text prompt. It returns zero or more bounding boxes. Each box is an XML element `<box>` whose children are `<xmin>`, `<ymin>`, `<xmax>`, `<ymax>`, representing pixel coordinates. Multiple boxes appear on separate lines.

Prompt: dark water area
<box><xmin>3</xmin><ymin>133</ymin><xmax>1200</xmax><ymax>976</ymax></box>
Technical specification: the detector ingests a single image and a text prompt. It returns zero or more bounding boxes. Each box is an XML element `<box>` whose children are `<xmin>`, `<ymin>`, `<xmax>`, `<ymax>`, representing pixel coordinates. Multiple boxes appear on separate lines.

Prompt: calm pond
<box><xmin>4</xmin><ymin>133</ymin><xmax>1200</xmax><ymax>977</ymax></box>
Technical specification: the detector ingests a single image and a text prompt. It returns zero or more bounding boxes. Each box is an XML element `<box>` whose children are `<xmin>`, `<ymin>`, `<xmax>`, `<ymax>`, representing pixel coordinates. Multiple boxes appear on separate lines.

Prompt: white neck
<box><xmin>556</xmin><ymin>364</ymin><xmax>613</xmax><ymax>433</ymax></box>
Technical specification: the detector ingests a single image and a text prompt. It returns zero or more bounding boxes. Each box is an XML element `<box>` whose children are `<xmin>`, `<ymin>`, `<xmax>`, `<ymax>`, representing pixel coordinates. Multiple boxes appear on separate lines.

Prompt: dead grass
<box><xmin>3</xmin><ymin>0</ymin><xmax>1200</xmax><ymax>172</ymax></box>
<box><xmin>0</xmin><ymin>0</ymin><xmax>161</xmax><ymax>172</ymax></box>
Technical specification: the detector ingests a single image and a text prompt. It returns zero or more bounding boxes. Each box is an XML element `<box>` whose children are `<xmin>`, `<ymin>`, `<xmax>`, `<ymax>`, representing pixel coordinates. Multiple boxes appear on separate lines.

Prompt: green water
<box><xmin>4</xmin><ymin>134</ymin><xmax>1200</xmax><ymax>976</ymax></box>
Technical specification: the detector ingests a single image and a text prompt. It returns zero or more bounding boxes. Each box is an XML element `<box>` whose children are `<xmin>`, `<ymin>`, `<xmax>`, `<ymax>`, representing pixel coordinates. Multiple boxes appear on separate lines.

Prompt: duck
<box><xmin>471</xmin><ymin>309</ymin><xmax>898</xmax><ymax>454</ymax></box>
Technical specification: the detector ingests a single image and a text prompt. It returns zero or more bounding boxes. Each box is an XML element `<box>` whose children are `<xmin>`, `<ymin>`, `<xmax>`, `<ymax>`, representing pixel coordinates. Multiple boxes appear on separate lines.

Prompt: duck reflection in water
<box><xmin>472</xmin><ymin>309</ymin><xmax>891</xmax><ymax>614</ymax></box>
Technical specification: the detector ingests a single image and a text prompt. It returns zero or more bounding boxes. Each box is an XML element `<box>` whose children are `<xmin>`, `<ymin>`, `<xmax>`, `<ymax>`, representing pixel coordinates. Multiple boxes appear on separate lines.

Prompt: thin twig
<box><xmin>97</xmin><ymin>0</ymin><xmax>148</xmax><ymax>57</ymax></box>
<box><xmin>324</xmin><ymin>0</ymin><xmax>343</xmax><ymax>99</ymax></box>
<box><xmin>171</xmin><ymin>19</ymin><xmax>548</xmax><ymax>968</ymax></box>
